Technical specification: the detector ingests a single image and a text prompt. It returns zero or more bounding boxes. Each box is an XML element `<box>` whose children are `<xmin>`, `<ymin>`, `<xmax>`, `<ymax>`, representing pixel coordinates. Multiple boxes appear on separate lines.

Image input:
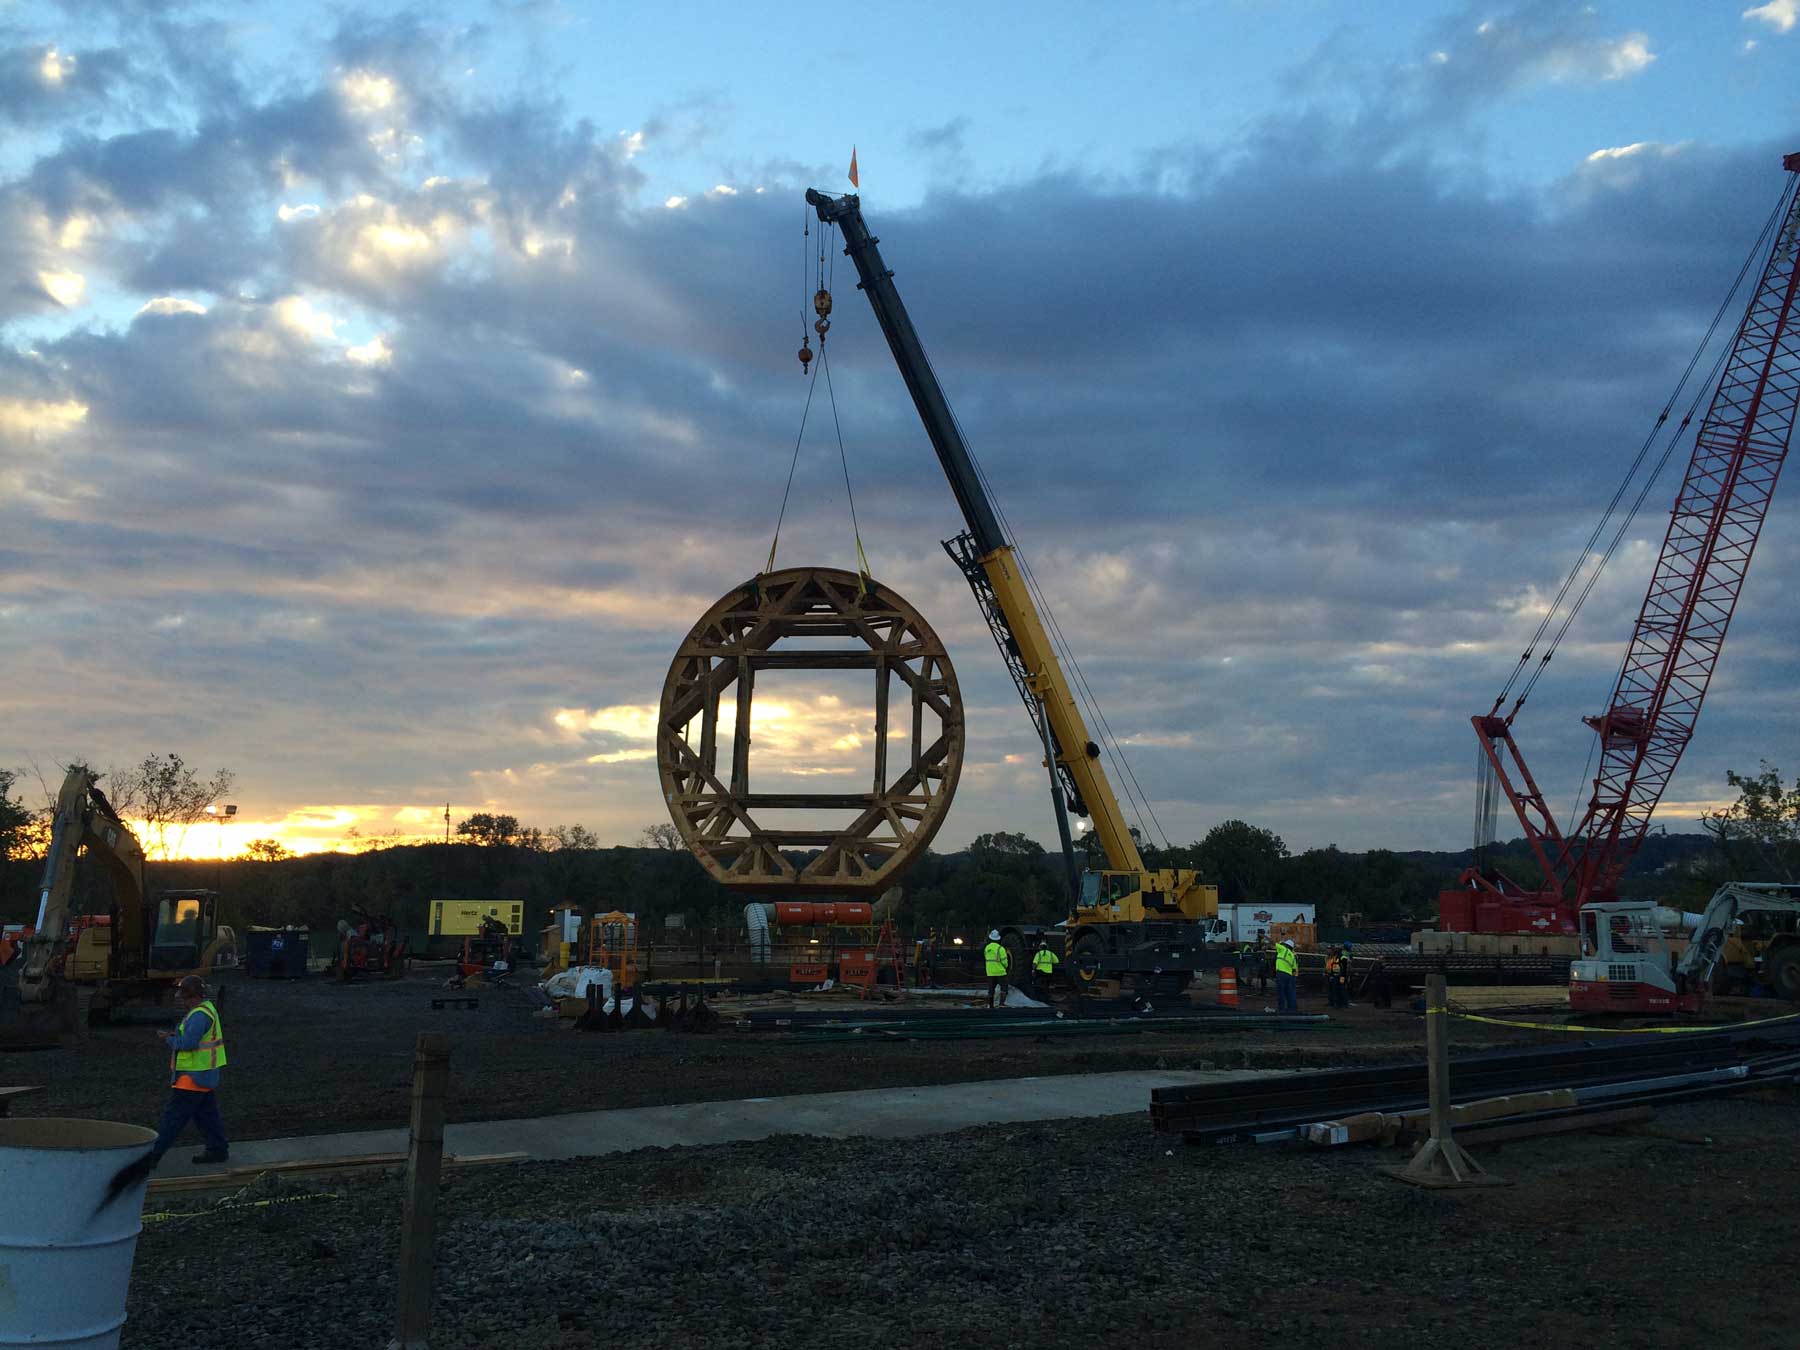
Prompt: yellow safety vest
<box><xmin>984</xmin><ymin>941</ymin><xmax>1010</xmax><ymax>976</ymax></box>
<box><xmin>1032</xmin><ymin>948</ymin><xmax>1059</xmax><ymax>973</ymax></box>
<box><xmin>172</xmin><ymin>1001</ymin><xmax>227</xmax><ymax>1074</ymax></box>
<box><xmin>1275</xmin><ymin>945</ymin><xmax>1298</xmax><ymax>977</ymax></box>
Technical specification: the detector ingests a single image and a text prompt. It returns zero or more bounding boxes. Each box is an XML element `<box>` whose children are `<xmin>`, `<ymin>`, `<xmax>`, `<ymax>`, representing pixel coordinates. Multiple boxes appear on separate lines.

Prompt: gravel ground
<box><xmin>8</xmin><ymin>967</ymin><xmax>1566</xmax><ymax>1140</ymax></box>
<box><xmin>122</xmin><ymin>1089</ymin><xmax>1800</xmax><ymax>1350</ymax></box>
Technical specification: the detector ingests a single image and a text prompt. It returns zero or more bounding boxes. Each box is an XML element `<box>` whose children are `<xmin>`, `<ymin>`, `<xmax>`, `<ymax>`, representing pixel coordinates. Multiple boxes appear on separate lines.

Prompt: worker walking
<box><xmin>1031</xmin><ymin>937</ymin><xmax>1060</xmax><ymax>995</ymax></box>
<box><xmin>983</xmin><ymin>929</ymin><xmax>1013</xmax><ymax>1009</ymax></box>
<box><xmin>150</xmin><ymin>974</ymin><xmax>230</xmax><ymax>1166</ymax></box>
<box><xmin>101</xmin><ymin>974</ymin><xmax>230</xmax><ymax>1205</ymax></box>
<box><xmin>1274</xmin><ymin>938</ymin><xmax>1299</xmax><ymax>1013</ymax></box>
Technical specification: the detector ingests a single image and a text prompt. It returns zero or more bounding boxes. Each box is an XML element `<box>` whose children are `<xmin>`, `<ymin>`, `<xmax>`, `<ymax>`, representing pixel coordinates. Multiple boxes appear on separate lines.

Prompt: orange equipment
<box><xmin>587</xmin><ymin>910</ymin><xmax>639</xmax><ymax>991</ymax></box>
<box><xmin>335</xmin><ymin>908</ymin><xmax>408</xmax><ymax>982</ymax></box>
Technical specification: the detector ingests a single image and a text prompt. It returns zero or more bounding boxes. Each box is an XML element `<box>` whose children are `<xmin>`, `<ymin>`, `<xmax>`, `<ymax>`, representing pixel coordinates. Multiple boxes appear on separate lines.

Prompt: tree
<box><xmin>549</xmin><ymin>824</ymin><xmax>599</xmax><ymax>851</ymax></box>
<box><xmin>0</xmin><ymin>769</ymin><xmax>34</xmax><ymax>861</ymax></box>
<box><xmin>241</xmin><ymin>838</ymin><xmax>292</xmax><ymax>863</ymax></box>
<box><xmin>970</xmin><ymin>831</ymin><xmax>1045</xmax><ymax>858</ymax></box>
<box><xmin>456</xmin><ymin>812</ymin><xmax>521</xmax><ymax>847</ymax></box>
<box><xmin>1704</xmin><ymin>762</ymin><xmax>1800</xmax><ymax>882</ymax></box>
<box><xmin>113</xmin><ymin>753</ymin><xmax>235</xmax><ymax>860</ymax></box>
<box><xmin>1193</xmin><ymin>819</ymin><xmax>1290</xmax><ymax>905</ymax></box>
<box><xmin>638</xmin><ymin>823</ymin><xmax>683</xmax><ymax>850</ymax></box>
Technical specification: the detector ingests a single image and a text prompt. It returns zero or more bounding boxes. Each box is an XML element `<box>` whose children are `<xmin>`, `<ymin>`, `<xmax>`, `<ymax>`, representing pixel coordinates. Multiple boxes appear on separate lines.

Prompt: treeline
<box><xmin>5</xmin><ymin>761</ymin><xmax>1786</xmax><ymax>942</ymax></box>
<box><xmin>0</xmin><ymin>820</ymin><xmax>1732</xmax><ymax>947</ymax></box>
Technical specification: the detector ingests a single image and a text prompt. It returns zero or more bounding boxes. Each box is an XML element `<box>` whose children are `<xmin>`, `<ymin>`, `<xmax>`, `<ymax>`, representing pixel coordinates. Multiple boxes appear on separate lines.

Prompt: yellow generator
<box><xmin>427</xmin><ymin>900</ymin><xmax>524</xmax><ymax>958</ymax></box>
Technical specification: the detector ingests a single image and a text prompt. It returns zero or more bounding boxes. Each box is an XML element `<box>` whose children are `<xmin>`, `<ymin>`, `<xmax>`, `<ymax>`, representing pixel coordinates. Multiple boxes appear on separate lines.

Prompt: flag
<box><xmin>848</xmin><ymin>146</ymin><xmax>859</xmax><ymax>188</ymax></box>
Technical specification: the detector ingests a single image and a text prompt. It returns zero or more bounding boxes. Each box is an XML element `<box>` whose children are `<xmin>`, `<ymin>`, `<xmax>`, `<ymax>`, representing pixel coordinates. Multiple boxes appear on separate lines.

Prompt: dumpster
<box><xmin>245</xmin><ymin>925</ymin><xmax>310</xmax><ymax>978</ymax></box>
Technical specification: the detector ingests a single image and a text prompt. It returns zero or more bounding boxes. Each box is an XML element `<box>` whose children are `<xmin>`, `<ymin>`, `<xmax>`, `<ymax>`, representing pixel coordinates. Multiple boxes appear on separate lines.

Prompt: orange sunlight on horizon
<box><xmin>141</xmin><ymin>803</ymin><xmax>451</xmax><ymax>860</ymax></box>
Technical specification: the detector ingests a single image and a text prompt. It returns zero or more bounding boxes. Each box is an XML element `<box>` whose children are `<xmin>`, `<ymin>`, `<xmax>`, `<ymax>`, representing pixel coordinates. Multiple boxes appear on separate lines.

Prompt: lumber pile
<box><xmin>1449</xmin><ymin>985</ymin><xmax>1569</xmax><ymax>1013</ymax></box>
<box><xmin>148</xmin><ymin>1150</ymin><xmax>526</xmax><ymax>1195</ymax></box>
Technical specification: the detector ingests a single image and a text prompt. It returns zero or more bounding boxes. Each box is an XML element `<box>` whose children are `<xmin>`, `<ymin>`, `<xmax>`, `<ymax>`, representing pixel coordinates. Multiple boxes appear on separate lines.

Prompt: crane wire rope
<box><xmin>1491</xmin><ymin>179</ymin><xmax>1793</xmax><ymax>720</ymax></box>
<box><xmin>901</xmin><ymin>332</ymin><xmax>1170</xmax><ymax>851</ymax></box>
<box><xmin>765</xmin><ymin>217</ymin><xmax>871</xmax><ymax>579</ymax></box>
<box><xmin>1520</xmin><ymin>320</ymin><xmax>1739</xmax><ymax>713</ymax></box>
<box><xmin>1555</xmin><ymin>320</ymin><xmax>1740</xmax><ymax>836</ymax></box>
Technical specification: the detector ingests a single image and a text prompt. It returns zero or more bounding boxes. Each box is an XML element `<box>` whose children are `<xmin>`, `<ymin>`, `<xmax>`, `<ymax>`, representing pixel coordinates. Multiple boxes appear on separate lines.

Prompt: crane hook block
<box><xmin>814</xmin><ymin>288</ymin><xmax>833</xmax><ymax>318</ymax></box>
<box><xmin>814</xmin><ymin>316</ymin><xmax>830</xmax><ymax>338</ymax></box>
<box><xmin>798</xmin><ymin>339</ymin><xmax>812</xmax><ymax>371</ymax></box>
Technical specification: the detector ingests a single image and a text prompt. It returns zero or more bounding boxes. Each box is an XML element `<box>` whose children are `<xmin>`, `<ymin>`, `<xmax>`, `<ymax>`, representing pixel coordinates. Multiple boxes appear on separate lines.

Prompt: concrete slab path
<box><xmin>153</xmin><ymin>1068</ymin><xmax>1276</xmax><ymax>1176</ymax></box>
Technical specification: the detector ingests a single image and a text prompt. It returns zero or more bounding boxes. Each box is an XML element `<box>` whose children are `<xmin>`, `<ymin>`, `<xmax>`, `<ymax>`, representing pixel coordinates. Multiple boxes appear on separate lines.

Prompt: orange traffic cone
<box><xmin>1220</xmin><ymin>966</ymin><xmax>1239</xmax><ymax>1008</ymax></box>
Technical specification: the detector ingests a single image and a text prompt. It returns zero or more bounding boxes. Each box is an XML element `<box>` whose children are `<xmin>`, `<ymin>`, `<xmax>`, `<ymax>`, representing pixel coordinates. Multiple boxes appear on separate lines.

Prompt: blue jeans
<box><xmin>1276</xmin><ymin>972</ymin><xmax>1297</xmax><ymax>1012</ymax></box>
<box><xmin>150</xmin><ymin>1088</ymin><xmax>228</xmax><ymax>1162</ymax></box>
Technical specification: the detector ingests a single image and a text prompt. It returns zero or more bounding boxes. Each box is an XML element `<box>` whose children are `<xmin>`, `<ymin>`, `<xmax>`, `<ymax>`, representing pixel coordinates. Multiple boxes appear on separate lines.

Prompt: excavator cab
<box><xmin>149</xmin><ymin>890</ymin><xmax>218</xmax><ymax>971</ymax></box>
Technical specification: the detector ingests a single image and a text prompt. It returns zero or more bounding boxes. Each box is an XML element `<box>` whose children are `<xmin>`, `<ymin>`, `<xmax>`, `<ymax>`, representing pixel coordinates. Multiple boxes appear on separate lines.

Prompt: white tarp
<box><xmin>540</xmin><ymin>965</ymin><xmax>615</xmax><ymax>1001</ymax></box>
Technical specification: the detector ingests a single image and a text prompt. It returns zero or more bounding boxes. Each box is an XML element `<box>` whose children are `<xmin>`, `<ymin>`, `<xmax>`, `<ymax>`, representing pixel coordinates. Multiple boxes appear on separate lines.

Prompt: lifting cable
<box><xmin>764</xmin><ymin>213</ymin><xmax>872</xmax><ymax>586</ymax></box>
<box><xmin>1490</xmin><ymin>176</ymin><xmax>1796</xmax><ymax>724</ymax></box>
<box><xmin>908</xmin><ymin>325</ymin><xmax>1170</xmax><ymax>852</ymax></box>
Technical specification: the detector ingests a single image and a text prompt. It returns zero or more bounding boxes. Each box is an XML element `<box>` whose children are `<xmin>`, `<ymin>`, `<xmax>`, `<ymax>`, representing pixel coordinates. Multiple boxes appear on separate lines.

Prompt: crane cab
<box><xmin>1074</xmin><ymin>869</ymin><xmax>1216</xmax><ymax>926</ymax></box>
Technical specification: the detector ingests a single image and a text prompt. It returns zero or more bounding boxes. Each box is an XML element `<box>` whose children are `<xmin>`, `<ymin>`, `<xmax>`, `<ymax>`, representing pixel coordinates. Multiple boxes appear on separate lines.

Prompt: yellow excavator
<box><xmin>6</xmin><ymin>764</ymin><xmax>231</xmax><ymax>1038</ymax></box>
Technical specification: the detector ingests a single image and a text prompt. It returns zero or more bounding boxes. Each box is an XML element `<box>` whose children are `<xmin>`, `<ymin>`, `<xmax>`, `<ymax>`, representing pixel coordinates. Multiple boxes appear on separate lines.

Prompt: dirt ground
<box><xmin>11</xmin><ymin>967</ymin><xmax>1798</xmax><ymax>1348</ymax></box>
<box><xmin>4</xmin><ymin>965</ymin><xmax>1569</xmax><ymax>1139</ymax></box>
<box><xmin>119</xmin><ymin>1091</ymin><xmax>1800</xmax><ymax>1350</ymax></box>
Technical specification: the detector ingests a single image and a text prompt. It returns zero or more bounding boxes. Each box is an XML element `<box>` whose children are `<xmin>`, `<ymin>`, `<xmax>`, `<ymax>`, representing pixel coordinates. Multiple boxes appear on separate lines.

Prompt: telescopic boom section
<box><xmin>804</xmin><ymin>189</ymin><xmax>1146</xmax><ymax>879</ymax></box>
<box><xmin>1472</xmin><ymin>152</ymin><xmax>1800</xmax><ymax>920</ymax></box>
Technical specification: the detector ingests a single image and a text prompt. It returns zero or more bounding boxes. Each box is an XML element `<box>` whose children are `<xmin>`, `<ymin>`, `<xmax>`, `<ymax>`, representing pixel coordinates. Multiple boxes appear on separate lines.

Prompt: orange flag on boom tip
<box><xmin>848</xmin><ymin>146</ymin><xmax>859</xmax><ymax>188</ymax></box>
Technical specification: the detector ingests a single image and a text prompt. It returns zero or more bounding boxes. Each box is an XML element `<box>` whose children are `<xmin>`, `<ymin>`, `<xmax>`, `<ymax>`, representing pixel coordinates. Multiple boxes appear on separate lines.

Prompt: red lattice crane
<box><xmin>1445</xmin><ymin>150</ymin><xmax>1800</xmax><ymax>936</ymax></box>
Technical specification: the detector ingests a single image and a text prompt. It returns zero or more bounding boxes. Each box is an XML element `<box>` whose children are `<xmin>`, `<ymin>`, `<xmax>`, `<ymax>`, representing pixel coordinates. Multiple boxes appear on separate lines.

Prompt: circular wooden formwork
<box><xmin>657</xmin><ymin>567</ymin><xmax>964</xmax><ymax>894</ymax></box>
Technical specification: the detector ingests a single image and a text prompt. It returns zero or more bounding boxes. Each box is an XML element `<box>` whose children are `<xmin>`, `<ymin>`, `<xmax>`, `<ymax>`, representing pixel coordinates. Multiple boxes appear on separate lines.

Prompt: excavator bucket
<box><xmin>0</xmin><ymin>963</ymin><xmax>87</xmax><ymax>1051</ymax></box>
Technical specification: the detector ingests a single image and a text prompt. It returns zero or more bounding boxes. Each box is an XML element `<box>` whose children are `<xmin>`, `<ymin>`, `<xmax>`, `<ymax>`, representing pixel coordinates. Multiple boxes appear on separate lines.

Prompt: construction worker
<box><xmin>1253</xmin><ymin>931</ymin><xmax>1271</xmax><ymax>994</ymax></box>
<box><xmin>983</xmin><ymin>929</ymin><xmax>1012</xmax><ymax>1009</ymax></box>
<box><xmin>1325</xmin><ymin>945</ymin><xmax>1348</xmax><ymax>1008</ymax></box>
<box><xmin>1031</xmin><ymin>937</ymin><xmax>1060</xmax><ymax>993</ymax></box>
<box><xmin>150</xmin><ymin>974</ymin><xmax>230</xmax><ymax>1166</ymax></box>
<box><xmin>914</xmin><ymin>928</ymin><xmax>939</xmax><ymax>988</ymax></box>
<box><xmin>1274</xmin><ymin>937</ymin><xmax>1299</xmax><ymax>1013</ymax></box>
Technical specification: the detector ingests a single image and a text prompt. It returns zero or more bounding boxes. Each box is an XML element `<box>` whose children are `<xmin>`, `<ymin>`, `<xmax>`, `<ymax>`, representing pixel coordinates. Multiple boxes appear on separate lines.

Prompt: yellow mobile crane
<box><xmin>806</xmin><ymin>190</ymin><xmax>1218</xmax><ymax>987</ymax></box>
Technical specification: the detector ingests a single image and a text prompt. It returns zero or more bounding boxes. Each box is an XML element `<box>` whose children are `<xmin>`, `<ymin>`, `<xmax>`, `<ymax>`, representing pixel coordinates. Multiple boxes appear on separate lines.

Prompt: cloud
<box><xmin>0</xmin><ymin>3</ymin><xmax>1792</xmax><ymax>859</ymax></box>
<box><xmin>137</xmin><ymin>296</ymin><xmax>207</xmax><ymax>316</ymax></box>
<box><xmin>1743</xmin><ymin>0</ymin><xmax>1799</xmax><ymax>33</ymax></box>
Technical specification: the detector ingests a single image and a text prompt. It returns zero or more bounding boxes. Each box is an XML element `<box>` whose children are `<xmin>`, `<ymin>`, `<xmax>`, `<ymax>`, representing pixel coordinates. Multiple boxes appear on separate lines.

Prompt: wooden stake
<box><xmin>391</xmin><ymin>1031</ymin><xmax>450</xmax><ymax>1349</ymax></box>
<box><xmin>1383</xmin><ymin>974</ymin><xmax>1506</xmax><ymax>1189</ymax></box>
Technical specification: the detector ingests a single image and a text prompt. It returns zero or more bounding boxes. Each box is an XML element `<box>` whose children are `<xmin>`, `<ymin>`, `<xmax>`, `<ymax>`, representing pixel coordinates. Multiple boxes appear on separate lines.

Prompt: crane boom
<box><xmin>1453</xmin><ymin>151</ymin><xmax>1800</xmax><ymax>932</ymax></box>
<box><xmin>806</xmin><ymin>188</ymin><xmax>1212</xmax><ymax>926</ymax></box>
<box><xmin>1563</xmin><ymin>155</ymin><xmax>1800</xmax><ymax>902</ymax></box>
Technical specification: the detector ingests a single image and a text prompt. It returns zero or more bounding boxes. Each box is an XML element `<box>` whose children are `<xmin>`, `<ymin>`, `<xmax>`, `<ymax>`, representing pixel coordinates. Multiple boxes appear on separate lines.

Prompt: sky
<box><xmin>1</xmin><ymin>0</ymin><xmax>1797</xmax><ymax>862</ymax></box>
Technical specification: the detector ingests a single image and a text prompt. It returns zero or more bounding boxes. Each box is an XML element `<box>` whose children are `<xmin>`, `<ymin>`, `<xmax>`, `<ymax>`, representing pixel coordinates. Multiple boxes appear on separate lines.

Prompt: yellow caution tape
<box><xmin>144</xmin><ymin>1192</ymin><xmax>341</xmax><ymax>1224</ymax></box>
<box><xmin>1443</xmin><ymin>1006</ymin><xmax>1800</xmax><ymax>1035</ymax></box>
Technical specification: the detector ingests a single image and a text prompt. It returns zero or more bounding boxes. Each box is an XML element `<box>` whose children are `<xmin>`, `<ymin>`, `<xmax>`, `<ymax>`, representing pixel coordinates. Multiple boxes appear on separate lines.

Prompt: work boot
<box><xmin>191</xmin><ymin>1151</ymin><xmax>229</xmax><ymax>1165</ymax></box>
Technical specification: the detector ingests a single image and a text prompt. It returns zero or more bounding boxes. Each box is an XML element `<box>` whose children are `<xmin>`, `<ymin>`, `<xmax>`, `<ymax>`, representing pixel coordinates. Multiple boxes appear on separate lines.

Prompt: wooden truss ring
<box><xmin>657</xmin><ymin>566</ymin><xmax>965</xmax><ymax>894</ymax></box>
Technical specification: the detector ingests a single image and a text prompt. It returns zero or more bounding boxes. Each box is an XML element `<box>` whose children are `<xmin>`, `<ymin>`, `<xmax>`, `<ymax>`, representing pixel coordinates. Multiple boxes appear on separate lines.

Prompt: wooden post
<box><xmin>391</xmin><ymin>1031</ymin><xmax>450</xmax><ymax>1349</ymax></box>
<box><xmin>1384</xmin><ymin>974</ymin><xmax>1504</xmax><ymax>1189</ymax></box>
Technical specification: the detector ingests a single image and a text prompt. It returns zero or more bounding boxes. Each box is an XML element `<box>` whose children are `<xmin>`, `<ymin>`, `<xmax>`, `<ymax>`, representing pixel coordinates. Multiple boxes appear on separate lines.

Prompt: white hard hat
<box><xmin>1281</xmin><ymin>938</ymin><xmax>1295</xmax><ymax>948</ymax></box>
<box><xmin>988</xmin><ymin>929</ymin><xmax>1000</xmax><ymax>941</ymax></box>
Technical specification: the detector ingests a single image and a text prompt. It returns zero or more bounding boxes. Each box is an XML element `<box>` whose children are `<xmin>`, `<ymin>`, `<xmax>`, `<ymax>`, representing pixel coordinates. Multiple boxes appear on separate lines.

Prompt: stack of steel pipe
<box><xmin>1153</xmin><ymin>1029</ymin><xmax>1800</xmax><ymax>1145</ymax></box>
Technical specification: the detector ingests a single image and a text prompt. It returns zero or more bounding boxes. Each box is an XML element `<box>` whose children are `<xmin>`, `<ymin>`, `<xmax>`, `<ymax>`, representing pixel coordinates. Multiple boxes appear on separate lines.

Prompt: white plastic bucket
<box><xmin>0</xmin><ymin>1118</ymin><xmax>156</xmax><ymax>1349</ymax></box>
